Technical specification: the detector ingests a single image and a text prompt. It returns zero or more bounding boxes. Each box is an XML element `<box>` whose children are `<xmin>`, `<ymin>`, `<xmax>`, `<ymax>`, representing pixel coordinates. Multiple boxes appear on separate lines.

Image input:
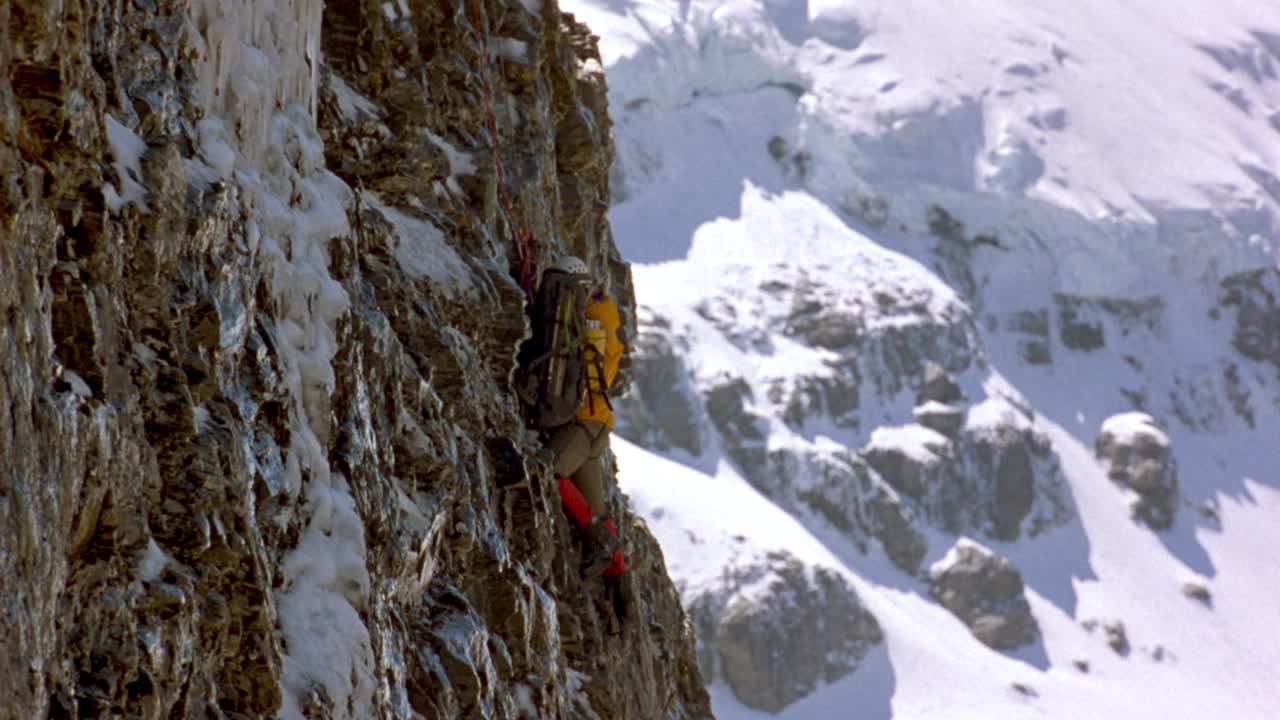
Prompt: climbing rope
<box><xmin>467</xmin><ymin>0</ymin><xmax>539</xmax><ymax>304</ymax></box>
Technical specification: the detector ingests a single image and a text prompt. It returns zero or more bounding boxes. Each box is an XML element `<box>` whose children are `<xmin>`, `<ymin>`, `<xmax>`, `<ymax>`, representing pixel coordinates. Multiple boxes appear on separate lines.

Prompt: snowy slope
<box><xmin>617</xmin><ymin>435</ymin><xmax>1280</xmax><ymax>720</ymax></box>
<box><xmin>563</xmin><ymin>0</ymin><xmax>1280</xmax><ymax>717</ymax></box>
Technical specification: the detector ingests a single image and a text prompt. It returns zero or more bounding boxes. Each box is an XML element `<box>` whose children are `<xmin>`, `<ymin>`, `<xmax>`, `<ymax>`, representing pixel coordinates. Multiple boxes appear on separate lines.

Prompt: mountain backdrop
<box><xmin>560</xmin><ymin>0</ymin><xmax>1280</xmax><ymax>716</ymax></box>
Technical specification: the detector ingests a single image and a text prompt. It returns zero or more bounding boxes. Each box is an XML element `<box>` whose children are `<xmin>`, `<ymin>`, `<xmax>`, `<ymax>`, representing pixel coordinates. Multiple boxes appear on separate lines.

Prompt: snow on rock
<box><xmin>912</xmin><ymin>400</ymin><xmax>965</xmax><ymax>437</ymax></box>
<box><xmin>363</xmin><ymin>191</ymin><xmax>475</xmax><ymax>297</ymax></box>
<box><xmin>103</xmin><ymin>114</ymin><xmax>149</xmax><ymax>212</ymax></box>
<box><xmin>615</xmin><ymin>438</ymin><xmax>882</xmax><ymax>715</ymax></box>
<box><xmin>328</xmin><ymin>73</ymin><xmax>381</xmax><ymax>123</ymax></box>
<box><xmin>865</xmin><ymin>423</ymin><xmax>949</xmax><ymax>469</ymax></box>
<box><xmin>1098</xmin><ymin>412</ymin><xmax>1171</xmax><ymax>449</ymax></box>
<box><xmin>189</xmin><ymin>1</ymin><xmax>378</xmax><ymax>715</ymax></box>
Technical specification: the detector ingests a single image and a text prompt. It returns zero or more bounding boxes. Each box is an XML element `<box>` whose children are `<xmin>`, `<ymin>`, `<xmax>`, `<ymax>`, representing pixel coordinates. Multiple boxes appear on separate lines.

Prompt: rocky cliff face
<box><xmin>0</xmin><ymin>1</ymin><xmax>709</xmax><ymax>718</ymax></box>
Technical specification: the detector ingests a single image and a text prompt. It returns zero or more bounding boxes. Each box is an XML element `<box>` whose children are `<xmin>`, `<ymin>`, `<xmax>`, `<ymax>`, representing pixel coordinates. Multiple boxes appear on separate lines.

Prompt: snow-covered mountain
<box><xmin>560</xmin><ymin>0</ymin><xmax>1280</xmax><ymax>717</ymax></box>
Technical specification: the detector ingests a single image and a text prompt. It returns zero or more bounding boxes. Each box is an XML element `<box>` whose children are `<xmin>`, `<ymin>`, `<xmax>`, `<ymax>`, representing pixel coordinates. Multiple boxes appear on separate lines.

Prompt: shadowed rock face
<box><xmin>689</xmin><ymin>552</ymin><xmax>883</xmax><ymax>715</ymax></box>
<box><xmin>1221</xmin><ymin>269</ymin><xmax>1280</xmax><ymax>367</ymax></box>
<box><xmin>861</xmin><ymin>390</ymin><xmax>1073</xmax><ymax>559</ymax></box>
<box><xmin>0</xmin><ymin>1</ymin><xmax>709</xmax><ymax>718</ymax></box>
<box><xmin>930</xmin><ymin>540</ymin><xmax>1039</xmax><ymax>650</ymax></box>
<box><xmin>622</xmin><ymin>304</ymin><xmax>1072</xmax><ymax>584</ymax></box>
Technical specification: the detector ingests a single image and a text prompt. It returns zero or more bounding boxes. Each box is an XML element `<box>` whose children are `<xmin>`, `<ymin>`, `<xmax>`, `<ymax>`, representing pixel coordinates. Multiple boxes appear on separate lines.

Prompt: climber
<box><xmin>517</xmin><ymin>254</ymin><xmax>629</xmax><ymax>584</ymax></box>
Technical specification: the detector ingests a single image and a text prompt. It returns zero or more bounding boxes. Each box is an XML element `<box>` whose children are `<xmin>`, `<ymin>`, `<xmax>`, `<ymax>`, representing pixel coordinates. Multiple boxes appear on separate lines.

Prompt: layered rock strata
<box><xmin>0</xmin><ymin>0</ymin><xmax>708</xmax><ymax>718</ymax></box>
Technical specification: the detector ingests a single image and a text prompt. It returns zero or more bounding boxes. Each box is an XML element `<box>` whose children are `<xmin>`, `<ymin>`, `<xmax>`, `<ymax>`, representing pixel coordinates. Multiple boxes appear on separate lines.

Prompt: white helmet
<box><xmin>549</xmin><ymin>254</ymin><xmax>589</xmax><ymax>276</ymax></box>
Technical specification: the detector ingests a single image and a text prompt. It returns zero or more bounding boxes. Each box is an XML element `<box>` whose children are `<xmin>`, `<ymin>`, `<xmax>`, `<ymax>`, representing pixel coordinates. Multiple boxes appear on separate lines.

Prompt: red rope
<box><xmin>468</xmin><ymin>0</ymin><xmax>538</xmax><ymax>304</ymax></box>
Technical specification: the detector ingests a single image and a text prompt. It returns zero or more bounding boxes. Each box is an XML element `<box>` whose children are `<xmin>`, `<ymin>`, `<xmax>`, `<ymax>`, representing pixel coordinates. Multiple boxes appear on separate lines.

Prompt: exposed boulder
<box><xmin>785</xmin><ymin>301</ymin><xmax>864</xmax><ymax>350</ymax></box>
<box><xmin>920</xmin><ymin>360</ymin><xmax>964</xmax><ymax>404</ymax></box>
<box><xmin>1054</xmin><ymin>294</ymin><xmax>1165</xmax><ymax>353</ymax></box>
<box><xmin>1096</xmin><ymin>412</ymin><xmax>1179</xmax><ymax>529</ymax></box>
<box><xmin>1182</xmin><ymin>582</ymin><xmax>1213</xmax><ymax>607</ymax></box>
<box><xmin>863</xmin><ymin>424</ymin><xmax>954</xmax><ymax>501</ymax></box>
<box><xmin>929</xmin><ymin>539</ymin><xmax>1039</xmax><ymax>650</ymax></box>
<box><xmin>692</xmin><ymin>552</ymin><xmax>883</xmax><ymax>714</ymax></box>
<box><xmin>1105</xmin><ymin>621</ymin><xmax>1131</xmax><ymax>656</ymax></box>
<box><xmin>767</xmin><ymin>368</ymin><xmax>862</xmax><ymax>430</ymax></box>
<box><xmin>861</xmin><ymin>401</ymin><xmax>1071</xmax><ymax>543</ymax></box>
<box><xmin>1055</xmin><ymin>294</ymin><xmax>1106</xmax><ymax>351</ymax></box>
<box><xmin>864</xmin><ymin>489</ymin><xmax>931</xmax><ymax>573</ymax></box>
<box><xmin>1082</xmin><ymin>618</ymin><xmax>1130</xmax><ymax>656</ymax></box>
<box><xmin>703</xmin><ymin>374</ymin><xmax>770</xmax><ymax>482</ymax></box>
<box><xmin>1002</xmin><ymin>308</ymin><xmax>1053</xmax><ymax>365</ymax></box>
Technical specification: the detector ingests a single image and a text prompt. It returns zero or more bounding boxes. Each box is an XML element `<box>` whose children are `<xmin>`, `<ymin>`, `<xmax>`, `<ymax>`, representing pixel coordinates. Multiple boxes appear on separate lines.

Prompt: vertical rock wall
<box><xmin>0</xmin><ymin>0</ymin><xmax>706</xmax><ymax>718</ymax></box>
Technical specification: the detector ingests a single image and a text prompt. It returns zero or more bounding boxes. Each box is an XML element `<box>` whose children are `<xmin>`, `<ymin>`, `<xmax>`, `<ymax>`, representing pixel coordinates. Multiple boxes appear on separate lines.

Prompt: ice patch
<box><xmin>424</xmin><ymin>130</ymin><xmax>476</xmax><ymax>199</ymax></box>
<box><xmin>189</xmin><ymin>1</ymin><xmax>375</xmax><ymax>716</ymax></box>
<box><xmin>103</xmin><ymin>114</ymin><xmax>148</xmax><ymax>212</ymax></box>
<box><xmin>330</xmin><ymin>73</ymin><xmax>380</xmax><ymax>123</ymax></box>
<box><xmin>136</xmin><ymin>539</ymin><xmax>170</xmax><ymax>582</ymax></box>
<box><xmin>501</xmin><ymin>38</ymin><xmax>531</xmax><ymax>63</ymax></box>
<box><xmin>61</xmin><ymin>370</ymin><xmax>93</xmax><ymax>398</ymax></box>
<box><xmin>365</xmin><ymin>192</ymin><xmax>475</xmax><ymax>296</ymax></box>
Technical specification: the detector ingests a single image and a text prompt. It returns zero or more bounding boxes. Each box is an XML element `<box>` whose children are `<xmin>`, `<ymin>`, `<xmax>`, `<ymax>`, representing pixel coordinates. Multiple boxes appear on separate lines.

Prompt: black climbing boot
<box><xmin>579</xmin><ymin>516</ymin><xmax>621</xmax><ymax>579</ymax></box>
<box><xmin>607</xmin><ymin>574</ymin><xmax>636</xmax><ymax>627</ymax></box>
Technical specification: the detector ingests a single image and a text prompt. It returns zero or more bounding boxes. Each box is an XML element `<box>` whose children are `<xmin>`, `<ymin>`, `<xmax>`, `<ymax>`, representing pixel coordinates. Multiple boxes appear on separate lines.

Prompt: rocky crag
<box><xmin>0</xmin><ymin>0</ymin><xmax>709</xmax><ymax>718</ymax></box>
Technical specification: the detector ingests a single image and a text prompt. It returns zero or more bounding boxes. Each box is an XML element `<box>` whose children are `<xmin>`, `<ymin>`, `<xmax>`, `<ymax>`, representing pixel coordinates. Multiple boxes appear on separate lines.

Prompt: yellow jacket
<box><xmin>578</xmin><ymin>293</ymin><xmax>624</xmax><ymax>428</ymax></box>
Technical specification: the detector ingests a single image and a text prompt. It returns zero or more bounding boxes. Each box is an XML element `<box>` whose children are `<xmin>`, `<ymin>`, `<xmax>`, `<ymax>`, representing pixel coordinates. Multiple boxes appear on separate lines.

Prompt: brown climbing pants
<box><xmin>549</xmin><ymin>420</ymin><xmax>611</xmax><ymax>516</ymax></box>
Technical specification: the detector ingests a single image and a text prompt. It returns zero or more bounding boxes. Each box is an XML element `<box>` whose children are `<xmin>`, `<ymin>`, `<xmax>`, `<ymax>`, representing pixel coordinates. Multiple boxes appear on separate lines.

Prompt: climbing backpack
<box><xmin>516</xmin><ymin>268</ymin><xmax>608</xmax><ymax>428</ymax></box>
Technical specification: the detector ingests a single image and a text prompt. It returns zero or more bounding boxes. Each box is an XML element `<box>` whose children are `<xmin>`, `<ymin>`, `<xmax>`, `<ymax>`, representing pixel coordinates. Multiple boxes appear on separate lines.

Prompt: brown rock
<box><xmin>0</xmin><ymin>1</ymin><xmax>706</xmax><ymax>718</ymax></box>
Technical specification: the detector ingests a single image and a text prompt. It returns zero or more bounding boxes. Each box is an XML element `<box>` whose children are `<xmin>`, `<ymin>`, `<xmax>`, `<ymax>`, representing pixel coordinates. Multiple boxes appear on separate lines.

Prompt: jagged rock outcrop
<box><xmin>860</xmin><ymin>370</ymin><xmax>1072</xmax><ymax>556</ymax></box>
<box><xmin>619</xmin><ymin>280</ymin><xmax>1073</xmax><ymax>577</ymax></box>
<box><xmin>781</xmin><ymin>448</ymin><xmax>928</xmax><ymax>575</ymax></box>
<box><xmin>1096</xmin><ymin>412</ymin><xmax>1179</xmax><ymax>529</ymax></box>
<box><xmin>919</xmin><ymin>360</ymin><xmax>965</xmax><ymax>405</ymax></box>
<box><xmin>0</xmin><ymin>1</ymin><xmax>709</xmax><ymax>718</ymax></box>
<box><xmin>687</xmin><ymin>552</ymin><xmax>882</xmax><ymax>715</ymax></box>
<box><xmin>1220</xmin><ymin>268</ymin><xmax>1280</xmax><ymax>367</ymax></box>
<box><xmin>616</xmin><ymin>309</ymin><xmax>706</xmax><ymax>456</ymax></box>
<box><xmin>929</xmin><ymin>539</ymin><xmax>1039</xmax><ymax>651</ymax></box>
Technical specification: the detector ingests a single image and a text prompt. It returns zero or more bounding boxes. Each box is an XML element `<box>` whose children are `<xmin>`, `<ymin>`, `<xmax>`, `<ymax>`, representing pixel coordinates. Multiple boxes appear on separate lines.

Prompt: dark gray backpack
<box><xmin>517</xmin><ymin>269</ymin><xmax>600</xmax><ymax>428</ymax></box>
